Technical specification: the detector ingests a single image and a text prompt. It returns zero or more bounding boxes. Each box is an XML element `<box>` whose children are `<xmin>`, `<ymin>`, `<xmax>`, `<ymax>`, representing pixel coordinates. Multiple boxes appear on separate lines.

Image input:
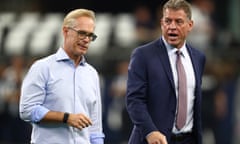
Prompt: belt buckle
<box><xmin>172</xmin><ymin>132</ymin><xmax>190</xmax><ymax>142</ymax></box>
<box><xmin>174</xmin><ymin>133</ymin><xmax>184</xmax><ymax>141</ymax></box>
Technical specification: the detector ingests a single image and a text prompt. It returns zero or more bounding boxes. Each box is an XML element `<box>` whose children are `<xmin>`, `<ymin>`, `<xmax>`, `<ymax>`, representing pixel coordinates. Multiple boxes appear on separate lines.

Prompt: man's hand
<box><xmin>146</xmin><ymin>131</ymin><xmax>168</xmax><ymax>144</ymax></box>
<box><xmin>67</xmin><ymin>113</ymin><xmax>92</xmax><ymax>130</ymax></box>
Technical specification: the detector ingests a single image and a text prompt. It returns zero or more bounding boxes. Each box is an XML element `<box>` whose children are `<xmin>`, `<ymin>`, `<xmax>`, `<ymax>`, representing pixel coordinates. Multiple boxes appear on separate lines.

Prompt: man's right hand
<box><xmin>68</xmin><ymin>113</ymin><xmax>92</xmax><ymax>130</ymax></box>
<box><xmin>146</xmin><ymin>131</ymin><xmax>168</xmax><ymax>144</ymax></box>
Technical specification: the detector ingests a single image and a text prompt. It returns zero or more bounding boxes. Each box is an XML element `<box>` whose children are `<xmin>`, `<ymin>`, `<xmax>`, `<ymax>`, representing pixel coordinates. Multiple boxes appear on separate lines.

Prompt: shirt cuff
<box><xmin>90</xmin><ymin>132</ymin><xmax>105</xmax><ymax>144</ymax></box>
<box><xmin>31</xmin><ymin>105</ymin><xmax>49</xmax><ymax>122</ymax></box>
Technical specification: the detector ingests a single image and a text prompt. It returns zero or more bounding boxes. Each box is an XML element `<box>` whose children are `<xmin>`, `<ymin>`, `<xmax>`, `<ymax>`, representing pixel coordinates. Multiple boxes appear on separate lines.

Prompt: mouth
<box><xmin>77</xmin><ymin>43</ymin><xmax>87</xmax><ymax>50</ymax></box>
<box><xmin>168</xmin><ymin>33</ymin><xmax>178</xmax><ymax>39</ymax></box>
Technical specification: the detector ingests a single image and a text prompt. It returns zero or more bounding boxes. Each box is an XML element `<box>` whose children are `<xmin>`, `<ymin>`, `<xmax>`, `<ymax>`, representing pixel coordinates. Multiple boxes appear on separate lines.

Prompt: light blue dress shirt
<box><xmin>19</xmin><ymin>48</ymin><xmax>104</xmax><ymax>144</ymax></box>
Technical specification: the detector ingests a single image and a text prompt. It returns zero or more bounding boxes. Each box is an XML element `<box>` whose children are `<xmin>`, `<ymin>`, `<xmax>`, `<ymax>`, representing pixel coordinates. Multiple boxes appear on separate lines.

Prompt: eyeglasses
<box><xmin>68</xmin><ymin>27</ymin><xmax>97</xmax><ymax>41</ymax></box>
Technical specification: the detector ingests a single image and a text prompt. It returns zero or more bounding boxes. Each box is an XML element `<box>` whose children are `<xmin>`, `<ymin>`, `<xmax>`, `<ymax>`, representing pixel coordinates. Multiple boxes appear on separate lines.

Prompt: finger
<box><xmin>161</xmin><ymin>138</ymin><xmax>168</xmax><ymax>144</ymax></box>
<box><xmin>78</xmin><ymin>126</ymin><xmax>83</xmax><ymax>130</ymax></box>
<box><xmin>79</xmin><ymin>119</ymin><xmax>88</xmax><ymax>127</ymax></box>
<box><xmin>80</xmin><ymin>116</ymin><xmax>92</xmax><ymax>126</ymax></box>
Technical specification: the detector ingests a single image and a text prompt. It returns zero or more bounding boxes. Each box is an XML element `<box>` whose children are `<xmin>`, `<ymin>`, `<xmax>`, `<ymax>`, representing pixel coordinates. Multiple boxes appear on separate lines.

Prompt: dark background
<box><xmin>0</xmin><ymin>0</ymin><xmax>229</xmax><ymax>28</ymax></box>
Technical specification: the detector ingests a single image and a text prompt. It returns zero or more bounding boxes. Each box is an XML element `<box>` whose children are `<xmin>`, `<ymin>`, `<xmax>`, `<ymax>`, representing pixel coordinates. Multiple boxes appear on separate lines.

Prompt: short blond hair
<box><xmin>62</xmin><ymin>9</ymin><xmax>96</xmax><ymax>28</ymax></box>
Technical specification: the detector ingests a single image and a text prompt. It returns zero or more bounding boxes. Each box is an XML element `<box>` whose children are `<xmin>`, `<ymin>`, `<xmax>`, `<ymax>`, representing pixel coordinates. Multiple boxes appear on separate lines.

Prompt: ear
<box><xmin>160</xmin><ymin>18</ymin><xmax>164</xmax><ymax>29</ymax></box>
<box><xmin>160</xmin><ymin>18</ymin><xmax>163</xmax><ymax>26</ymax></box>
<box><xmin>188</xmin><ymin>20</ymin><xmax>194</xmax><ymax>31</ymax></box>
<box><xmin>62</xmin><ymin>26</ymin><xmax>69</xmax><ymax>37</ymax></box>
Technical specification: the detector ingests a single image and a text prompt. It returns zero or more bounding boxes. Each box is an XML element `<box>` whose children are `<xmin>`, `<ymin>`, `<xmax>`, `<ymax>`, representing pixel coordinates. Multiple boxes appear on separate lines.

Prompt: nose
<box><xmin>169</xmin><ymin>21</ymin><xmax>177</xmax><ymax>29</ymax></box>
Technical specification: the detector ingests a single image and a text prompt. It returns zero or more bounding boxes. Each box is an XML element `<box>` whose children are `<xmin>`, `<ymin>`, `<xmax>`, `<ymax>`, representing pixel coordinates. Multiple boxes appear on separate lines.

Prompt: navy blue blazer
<box><xmin>126</xmin><ymin>38</ymin><xmax>206</xmax><ymax>144</ymax></box>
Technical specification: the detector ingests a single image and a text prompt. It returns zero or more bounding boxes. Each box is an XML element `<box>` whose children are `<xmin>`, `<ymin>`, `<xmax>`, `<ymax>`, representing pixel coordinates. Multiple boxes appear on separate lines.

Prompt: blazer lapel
<box><xmin>186</xmin><ymin>45</ymin><xmax>200</xmax><ymax>89</ymax></box>
<box><xmin>155</xmin><ymin>38</ymin><xmax>175</xmax><ymax>90</ymax></box>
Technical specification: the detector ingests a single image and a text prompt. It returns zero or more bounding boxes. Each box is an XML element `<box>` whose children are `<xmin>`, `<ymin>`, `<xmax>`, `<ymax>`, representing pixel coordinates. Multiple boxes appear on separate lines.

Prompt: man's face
<box><xmin>161</xmin><ymin>8</ymin><xmax>193</xmax><ymax>48</ymax></box>
<box><xmin>63</xmin><ymin>16</ymin><xmax>95</xmax><ymax>58</ymax></box>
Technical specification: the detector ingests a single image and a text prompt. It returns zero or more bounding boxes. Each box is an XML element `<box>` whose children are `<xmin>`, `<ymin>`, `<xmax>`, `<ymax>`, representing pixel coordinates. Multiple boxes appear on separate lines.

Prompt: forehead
<box><xmin>163</xmin><ymin>8</ymin><xmax>188</xmax><ymax>19</ymax></box>
<box><xmin>74</xmin><ymin>16</ymin><xmax>95</xmax><ymax>29</ymax></box>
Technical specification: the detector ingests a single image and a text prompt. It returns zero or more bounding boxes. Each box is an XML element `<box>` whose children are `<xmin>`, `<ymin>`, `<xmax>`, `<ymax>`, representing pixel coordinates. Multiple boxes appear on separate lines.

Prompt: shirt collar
<box><xmin>55</xmin><ymin>48</ymin><xmax>86</xmax><ymax>66</ymax></box>
<box><xmin>162</xmin><ymin>36</ymin><xmax>187</xmax><ymax>57</ymax></box>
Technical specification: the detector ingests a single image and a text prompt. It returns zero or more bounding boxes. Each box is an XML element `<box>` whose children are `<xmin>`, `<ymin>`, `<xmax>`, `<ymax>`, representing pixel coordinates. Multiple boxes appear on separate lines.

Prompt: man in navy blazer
<box><xmin>126</xmin><ymin>0</ymin><xmax>206</xmax><ymax>144</ymax></box>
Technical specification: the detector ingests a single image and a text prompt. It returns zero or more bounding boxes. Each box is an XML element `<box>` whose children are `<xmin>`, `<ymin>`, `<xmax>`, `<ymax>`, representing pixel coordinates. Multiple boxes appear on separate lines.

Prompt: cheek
<box><xmin>66</xmin><ymin>35</ymin><xmax>73</xmax><ymax>42</ymax></box>
<box><xmin>161</xmin><ymin>24</ymin><xmax>166</xmax><ymax>30</ymax></box>
<box><xmin>179</xmin><ymin>27</ymin><xmax>188</xmax><ymax>33</ymax></box>
<box><xmin>184</xmin><ymin>25</ymin><xmax>192</xmax><ymax>32</ymax></box>
<box><xmin>161</xmin><ymin>26</ymin><xmax>167</xmax><ymax>34</ymax></box>
<box><xmin>69</xmin><ymin>37</ymin><xmax>78</xmax><ymax>44</ymax></box>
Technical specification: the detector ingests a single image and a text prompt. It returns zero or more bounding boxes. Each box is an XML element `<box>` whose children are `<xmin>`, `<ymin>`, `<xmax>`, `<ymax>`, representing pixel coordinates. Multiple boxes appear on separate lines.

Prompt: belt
<box><xmin>171</xmin><ymin>132</ymin><xmax>193</xmax><ymax>142</ymax></box>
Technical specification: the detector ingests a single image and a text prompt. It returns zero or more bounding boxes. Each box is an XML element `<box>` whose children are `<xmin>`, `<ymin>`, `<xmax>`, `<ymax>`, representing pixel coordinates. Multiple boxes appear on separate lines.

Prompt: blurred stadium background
<box><xmin>0</xmin><ymin>0</ymin><xmax>239</xmax><ymax>144</ymax></box>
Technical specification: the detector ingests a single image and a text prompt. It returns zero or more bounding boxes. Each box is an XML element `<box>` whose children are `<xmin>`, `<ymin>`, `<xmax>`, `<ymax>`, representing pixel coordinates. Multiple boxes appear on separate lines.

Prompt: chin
<box><xmin>168</xmin><ymin>41</ymin><xmax>181</xmax><ymax>48</ymax></box>
<box><xmin>77</xmin><ymin>49</ymin><xmax>87</xmax><ymax>55</ymax></box>
<box><xmin>168</xmin><ymin>43</ymin><xmax>177</xmax><ymax>47</ymax></box>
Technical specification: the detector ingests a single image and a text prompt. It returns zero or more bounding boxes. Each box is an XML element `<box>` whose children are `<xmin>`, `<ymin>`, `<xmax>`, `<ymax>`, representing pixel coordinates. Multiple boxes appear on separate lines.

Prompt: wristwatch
<box><xmin>63</xmin><ymin>112</ymin><xmax>69</xmax><ymax>123</ymax></box>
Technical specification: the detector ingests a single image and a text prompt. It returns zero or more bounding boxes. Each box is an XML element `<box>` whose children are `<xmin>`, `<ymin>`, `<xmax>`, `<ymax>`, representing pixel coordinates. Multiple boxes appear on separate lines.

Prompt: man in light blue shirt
<box><xmin>19</xmin><ymin>9</ymin><xmax>104</xmax><ymax>144</ymax></box>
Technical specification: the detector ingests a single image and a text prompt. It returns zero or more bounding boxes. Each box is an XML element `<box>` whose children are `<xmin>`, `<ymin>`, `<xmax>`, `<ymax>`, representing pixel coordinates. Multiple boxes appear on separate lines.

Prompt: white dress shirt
<box><xmin>162</xmin><ymin>37</ymin><xmax>196</xmax><ymax>134</ymax></box>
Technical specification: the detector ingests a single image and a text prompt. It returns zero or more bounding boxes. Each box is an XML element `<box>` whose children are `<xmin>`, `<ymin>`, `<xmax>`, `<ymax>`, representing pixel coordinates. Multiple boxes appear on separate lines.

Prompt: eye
<box><xmin>164</xmin><ymin>19</ymin><xmax>171</xmax><ymax>25</ymax></box>
<box><xmin>77</xmin><ymin>31</ymin><xmax>87</xmax><ymax>36</ymax></box>
<box><xmin>175</xmin><ymin>19</ymin><xmax>184</xmax><ymax>25</ymax></box>
<box><xmin>68</xmin><ymin>27</ymin><xmax>97</xmax><ymax>41</ymax></box>
<box><xmin>77</xmin><ymin>30</ymin><xmax>97</xmax><ymax>41</ymax></box>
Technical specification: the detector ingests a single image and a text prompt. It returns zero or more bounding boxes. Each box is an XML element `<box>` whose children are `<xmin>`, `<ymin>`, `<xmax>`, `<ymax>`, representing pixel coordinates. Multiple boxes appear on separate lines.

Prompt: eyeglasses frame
<box><xmin>68</xmin><ymin>27</ymin><xmax>97</xmax><ymax>41</ymax></box>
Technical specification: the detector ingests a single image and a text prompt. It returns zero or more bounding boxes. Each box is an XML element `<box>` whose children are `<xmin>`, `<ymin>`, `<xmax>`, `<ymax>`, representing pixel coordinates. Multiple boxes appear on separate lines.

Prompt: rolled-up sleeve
<box><xmin>90</xmin><ymin>132</ymin><xmax>105</xmax><ymax>144</ymax></box>
<box><xmin>19</xmin><ymin>60</ymin><xmax>49</xmax><ymax>122</ymax></box>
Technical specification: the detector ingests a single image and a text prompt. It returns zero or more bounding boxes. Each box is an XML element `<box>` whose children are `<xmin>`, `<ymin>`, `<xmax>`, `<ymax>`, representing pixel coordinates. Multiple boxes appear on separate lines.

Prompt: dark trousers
<box><xmin>169</xmin><ymin>133</ymin><xmax>196</xmax><ymax>144</ymax></box>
